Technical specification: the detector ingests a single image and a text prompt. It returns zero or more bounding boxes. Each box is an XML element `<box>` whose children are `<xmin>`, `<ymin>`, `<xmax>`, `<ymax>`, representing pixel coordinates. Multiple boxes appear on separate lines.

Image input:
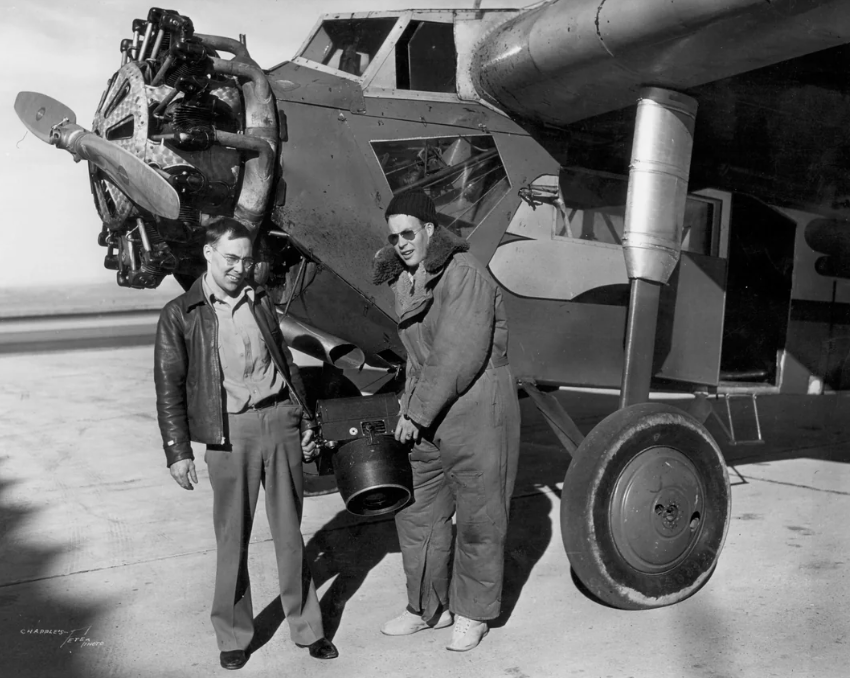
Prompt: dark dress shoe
<box><xmin>301</xmin><ymin>638</ymin><xmax>339</xmax><ymax>659</ymax></box>
<box><xmin>220</xmin><ymin>649</ymin><xmax>248</xmax><ymax>670</ymax></box>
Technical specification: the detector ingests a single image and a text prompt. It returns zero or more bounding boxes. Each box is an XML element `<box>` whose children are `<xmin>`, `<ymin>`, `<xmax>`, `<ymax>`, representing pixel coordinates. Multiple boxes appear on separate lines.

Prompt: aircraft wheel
<box><xmin>561</xmin><ymin>402</ymin><xmax>730</xmax><ymax>610</ymax></box>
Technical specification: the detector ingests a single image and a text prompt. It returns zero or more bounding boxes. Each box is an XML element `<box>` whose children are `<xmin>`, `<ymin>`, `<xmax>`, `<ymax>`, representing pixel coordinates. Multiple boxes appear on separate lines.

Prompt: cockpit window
<box><xmin>372</xmin><ymin>135</ymin><xmax>510</xmax><ymax>239</ymax></box>
<box><xmin>396</xmin><ymin>22</ymin><xmax>457</xmax><ymax>93</ymax></box>
<box><xmin>301</xmin><ymin>18</ymin><xmax>397</xmax><ymax>77</ymax></box>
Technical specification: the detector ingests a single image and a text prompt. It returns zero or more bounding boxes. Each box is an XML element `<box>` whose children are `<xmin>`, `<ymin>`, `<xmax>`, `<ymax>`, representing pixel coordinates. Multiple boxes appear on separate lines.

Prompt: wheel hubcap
<box><xmin>610</xmin><ymin>446</ymin><xmax>704</xmax><ymax>573</ymax></box>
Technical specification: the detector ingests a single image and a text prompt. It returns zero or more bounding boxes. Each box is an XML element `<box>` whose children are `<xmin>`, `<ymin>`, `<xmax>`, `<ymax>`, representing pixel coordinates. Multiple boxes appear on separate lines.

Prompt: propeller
<box><xmin>14</xmin><ymin>91</ymin><xmax>181</xmax><ymax>220</ymax></box>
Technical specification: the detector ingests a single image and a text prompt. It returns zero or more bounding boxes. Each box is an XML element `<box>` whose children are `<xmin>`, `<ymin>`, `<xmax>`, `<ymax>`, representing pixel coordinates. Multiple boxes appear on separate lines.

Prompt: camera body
<box><xmin>315</xmin><ymin>393</ymin><xmax>401</xmax><ymax>443</ymax></box>
<box><xmin>315</xmin><ymin>393</ymin><xmax>412</xmax><ymax>516</ymax></box>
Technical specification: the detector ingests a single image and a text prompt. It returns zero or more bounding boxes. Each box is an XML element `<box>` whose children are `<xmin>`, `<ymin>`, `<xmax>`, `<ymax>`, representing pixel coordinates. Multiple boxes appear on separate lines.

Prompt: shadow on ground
<box><xmin>549</xmin><ymin>389</ymin><xmax>850</xmax><ymax>467</ymax></box>
<box><xmin>1</xmin><ymin>459</ymin><xmax>106</xmax><ymax>678</ymax></box>
<box><xmin>246</xmin><ymin>398</ymin><xmax>569</xmax><ymax>647</ymax></box>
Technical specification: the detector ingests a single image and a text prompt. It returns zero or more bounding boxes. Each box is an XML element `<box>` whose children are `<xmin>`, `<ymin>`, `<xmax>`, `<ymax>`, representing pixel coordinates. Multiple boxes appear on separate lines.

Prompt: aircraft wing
<box><xmin>473</xmin><ymin>0</ymin><xmax>850</xmax><ymax>128</ymax></box>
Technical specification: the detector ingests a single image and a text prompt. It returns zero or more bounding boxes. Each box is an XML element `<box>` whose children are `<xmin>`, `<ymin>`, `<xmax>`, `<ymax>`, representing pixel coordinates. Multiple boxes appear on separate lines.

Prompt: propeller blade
<box><xmin>77</xmin><ymin>134</ymin><xmax>181</xmax><ymax>220</ymax></box>
<box><xmin>15</xmin><ymin>91</ymin><xmax>180</xmax><ymax>220</ymax></box>
<box><xmin>14</xmin><ymin>92</ymin><xmax>76</xmax><ymax>143</ymax></box>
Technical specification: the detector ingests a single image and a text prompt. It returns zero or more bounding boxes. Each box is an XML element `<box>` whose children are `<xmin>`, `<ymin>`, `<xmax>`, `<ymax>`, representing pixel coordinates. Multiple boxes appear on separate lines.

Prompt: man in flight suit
<box><xmin>371</xmin><ymin>191</ymin><xmax>521</xmax><ymax>652</ymax></box>
<box><xmin>155</xmin><ymin>217</ymin><xmax>338</xmax><ymax>670</ymax></box>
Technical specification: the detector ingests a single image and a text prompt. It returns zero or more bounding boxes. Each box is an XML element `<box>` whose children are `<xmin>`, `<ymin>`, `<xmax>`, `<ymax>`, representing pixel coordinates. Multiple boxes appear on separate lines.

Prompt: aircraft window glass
<box><xmin>681</xmin><ymin>199</ymin><xmax>716</xmax><ymax>255</ymax></box>
<box><xmin>557</xmin><ymin>168</ymin><xmax>717</xmax><ymax>256</ymax></box>
<box><xmin>300</xmin><ymin>18</ymin><xmax>397</xmax><ymax>77</ymax></box>
<box><xmin>373</xmin><ymin>135</ymin><xmax>510</xmax><ymax>239</ymax></box>
<box><xmin>555</xmin><ymin>205</ymin><xmax>625</xmax><ymax>244</ymax></box>
<box><xmin>396</xmin><ymin>21</ymin><xmax>457</xmax><ymax>93</ymax></box>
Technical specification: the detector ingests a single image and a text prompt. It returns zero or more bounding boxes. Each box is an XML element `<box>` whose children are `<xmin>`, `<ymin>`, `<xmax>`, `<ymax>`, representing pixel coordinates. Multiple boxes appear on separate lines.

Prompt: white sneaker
<box><xmin>446</xmin><ymin>615</ymin><xmax>488</xmax><ymax>652</ymax></box>
<box><xmin>381</xmin><ymin>609</ymin><xmax>453</xmax><ymax>636</ymax></box>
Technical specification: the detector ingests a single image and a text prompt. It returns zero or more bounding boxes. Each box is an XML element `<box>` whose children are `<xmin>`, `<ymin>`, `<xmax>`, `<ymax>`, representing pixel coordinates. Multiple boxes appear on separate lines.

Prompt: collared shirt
<box><xmin>202</xmin><ymin>274</ymin><xmax>286</xmax><ymax>413</ymax></box>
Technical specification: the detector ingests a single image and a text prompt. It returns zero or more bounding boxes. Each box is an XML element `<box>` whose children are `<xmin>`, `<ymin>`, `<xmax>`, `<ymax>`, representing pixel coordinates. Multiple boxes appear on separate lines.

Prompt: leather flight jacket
<box><xmin>154</xmin><ymin>276</ymin><xmax>315</xmax><ymax>467</ymax></box>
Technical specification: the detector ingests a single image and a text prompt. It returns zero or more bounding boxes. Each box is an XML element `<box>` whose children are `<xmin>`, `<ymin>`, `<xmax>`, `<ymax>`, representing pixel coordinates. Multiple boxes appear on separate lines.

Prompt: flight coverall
<box><xmin>372</xmin><ymin>226</ymin><xmax>521</xmax><ymax>622</ymax></box>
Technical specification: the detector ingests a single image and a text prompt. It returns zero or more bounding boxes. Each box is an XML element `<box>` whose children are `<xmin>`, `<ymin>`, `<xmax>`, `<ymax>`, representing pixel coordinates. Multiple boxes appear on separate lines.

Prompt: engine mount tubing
<box><xmin>622</xmin><ymin>87</ymin><xmax>697</xmax><ymax>284</ymax></box>
<box><xmin>619</xmin><ymin>278</ymin><xmax>661</xmax><ymax>409</ymax></box>
<box><xmin>208</xmin><ymin>50</ymin><xmax>278</xmax><ymax>230</ymax></box>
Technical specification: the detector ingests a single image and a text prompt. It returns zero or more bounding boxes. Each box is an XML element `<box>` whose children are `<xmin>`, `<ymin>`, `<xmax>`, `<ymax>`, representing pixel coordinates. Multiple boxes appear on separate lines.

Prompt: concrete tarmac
<box><xmin>2</xmin><ymin>346</ymin><xmax>849</xmax><ymax>678</ymax></box>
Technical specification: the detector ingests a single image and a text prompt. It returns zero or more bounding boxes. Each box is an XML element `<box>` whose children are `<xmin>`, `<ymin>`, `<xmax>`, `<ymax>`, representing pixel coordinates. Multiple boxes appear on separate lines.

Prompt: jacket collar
<box><xmin>184</xmin><ymin>274</ymin><xmax>266</xmax><ymax>310</ymax></box>
<box><xmin>371</xmin><ymin>226</ymin><xmax>469</xmax><ymax>285</ymax></box>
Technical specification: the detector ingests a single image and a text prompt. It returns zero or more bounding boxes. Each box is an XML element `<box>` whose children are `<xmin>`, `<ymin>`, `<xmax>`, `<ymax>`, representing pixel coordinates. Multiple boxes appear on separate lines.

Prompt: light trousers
<box><xmin>205</xmin><ymin>401</ymin><xmax>323</xmax><ymax>651</ymax></box>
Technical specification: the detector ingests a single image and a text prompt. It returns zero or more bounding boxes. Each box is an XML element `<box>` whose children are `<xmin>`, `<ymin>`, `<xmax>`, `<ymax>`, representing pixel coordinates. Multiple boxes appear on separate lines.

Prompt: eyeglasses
<box><xmin>211</xmin><ymin>246</ymin><xmax>255</xmax><ymax>270</ymax></box>
<box><xmin>387</xmin><ymin>225</ymin><xmax>424</xmax><ymax>246</ymax></box>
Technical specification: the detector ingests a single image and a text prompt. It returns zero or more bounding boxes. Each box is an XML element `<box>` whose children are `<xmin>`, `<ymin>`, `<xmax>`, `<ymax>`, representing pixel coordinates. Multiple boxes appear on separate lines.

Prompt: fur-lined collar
<box><xmin>372</xmin><ymin>226</ymin><xmax>469</xmax><ymax>285</ymax></box>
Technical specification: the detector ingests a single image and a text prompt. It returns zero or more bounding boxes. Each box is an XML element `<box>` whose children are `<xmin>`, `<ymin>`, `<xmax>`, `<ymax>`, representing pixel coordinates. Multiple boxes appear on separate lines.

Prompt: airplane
<box><xmin>13</xmin><ymin>0</ymin><xmax>850</xmax><ymax>613</ymax></box>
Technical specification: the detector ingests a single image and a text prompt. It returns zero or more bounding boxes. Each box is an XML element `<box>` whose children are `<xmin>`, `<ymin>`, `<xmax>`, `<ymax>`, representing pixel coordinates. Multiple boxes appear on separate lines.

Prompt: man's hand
<box><xmin>170</xmin><ymin>458</ymin><xmax>198</xmax><ymax>490</ymax></box>
<box><xmin>395</xmin><ymin>416</ymin><xmax>421</xmax><ymax>445</ymax></box>
<box><xmin>301</xmin><ymin>429</ymin><xmax>318</xmax><ymax>462</ymax></box>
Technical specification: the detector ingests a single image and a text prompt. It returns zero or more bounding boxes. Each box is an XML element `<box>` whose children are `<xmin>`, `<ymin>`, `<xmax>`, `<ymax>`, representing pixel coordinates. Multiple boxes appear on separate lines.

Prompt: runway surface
<box><xmin>0</xmin><ymin>280</ymin><xmax>182</xmax><ymax>354</ymax></box>
<box><xmin>2</xmin><ymin>345</ymin><xmax>849</xmax><ymax>678</ymax></box>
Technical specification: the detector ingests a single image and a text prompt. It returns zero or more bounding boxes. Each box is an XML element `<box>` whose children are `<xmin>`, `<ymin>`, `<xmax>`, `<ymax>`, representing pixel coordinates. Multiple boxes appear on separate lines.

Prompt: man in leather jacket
<box><xmin>154</xmin><ymin>217</ymin><xmax>338</xmax><ymax>670</ymax></box>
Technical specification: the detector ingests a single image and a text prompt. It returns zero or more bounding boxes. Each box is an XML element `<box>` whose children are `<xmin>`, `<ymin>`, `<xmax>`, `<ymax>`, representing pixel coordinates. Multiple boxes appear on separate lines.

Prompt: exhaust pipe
<box><xmin>278</xmin><ymin>315</ymin><xmax>365</xmax><ymax>370</ymax></box>
<box><xmin>198</xmin><ymin>33</ymin><xmax>278</xmax><ymax>232</ymax></box>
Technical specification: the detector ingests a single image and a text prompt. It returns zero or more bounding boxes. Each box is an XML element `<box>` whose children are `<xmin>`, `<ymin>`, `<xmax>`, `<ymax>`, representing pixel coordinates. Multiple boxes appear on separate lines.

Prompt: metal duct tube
<box><xmin>278</xmin><ymin>315</ymin><xmax>365</xmax><ymax>370</ymax></box>
<box><xmin>618</xmin><ymin>87</ymin><xmax>697</xmax><ymax>409</ymax></box>
<box><xmin>208</xmin><ymin>54</ymin><xmax>277</xmax><ymax>229</ymax></box>
<box><xmin>196</xmin><ymin>33</ymin><xmax>253</xmax><ymax>63</ymax></box>
<box><xmin>623</xmin><ymin>88</ymin><xmax>697</xmax><ymax>284</ymax></box>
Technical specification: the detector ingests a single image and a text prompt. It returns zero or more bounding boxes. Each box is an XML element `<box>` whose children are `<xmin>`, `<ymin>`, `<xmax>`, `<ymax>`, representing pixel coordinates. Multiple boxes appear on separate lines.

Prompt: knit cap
<box><xmin>384</xmin><ymin>190</ymin><xmax>438</xmax><ymax>225</ymax></box>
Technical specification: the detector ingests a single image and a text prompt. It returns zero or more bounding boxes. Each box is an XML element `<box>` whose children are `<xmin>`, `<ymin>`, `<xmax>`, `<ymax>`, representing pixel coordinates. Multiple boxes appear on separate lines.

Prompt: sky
<box><xmin>1</xmin><ymin>0</ymin><xmax>533</xmax><ymax>290</ymax></box>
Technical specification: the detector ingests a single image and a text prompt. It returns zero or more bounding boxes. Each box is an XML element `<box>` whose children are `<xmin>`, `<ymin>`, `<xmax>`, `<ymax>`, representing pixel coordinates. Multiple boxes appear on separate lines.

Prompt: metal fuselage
<box><xmin>52</xmin><ymin>3</ymin><xmax>850</xmax><ymax>399</ymax></box>
<box><xmin>270</xmin><ymin>5</ymin><xmax>850</xmax><ymax>397</ymax></box>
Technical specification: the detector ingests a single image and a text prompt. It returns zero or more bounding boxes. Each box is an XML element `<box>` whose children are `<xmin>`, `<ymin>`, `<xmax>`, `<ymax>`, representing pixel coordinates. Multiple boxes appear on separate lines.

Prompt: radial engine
<box><xmin>91</xmin><ymin>8</ymin><xmax>287</xmax><ymax>290</ymax></box>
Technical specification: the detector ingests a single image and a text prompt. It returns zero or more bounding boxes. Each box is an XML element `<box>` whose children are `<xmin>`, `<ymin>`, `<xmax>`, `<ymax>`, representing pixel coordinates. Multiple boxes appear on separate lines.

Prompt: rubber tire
<box><xmin>561</xmin><ymin>402</ymin><xmax>730</xmax><ymax>610</ymax></box>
